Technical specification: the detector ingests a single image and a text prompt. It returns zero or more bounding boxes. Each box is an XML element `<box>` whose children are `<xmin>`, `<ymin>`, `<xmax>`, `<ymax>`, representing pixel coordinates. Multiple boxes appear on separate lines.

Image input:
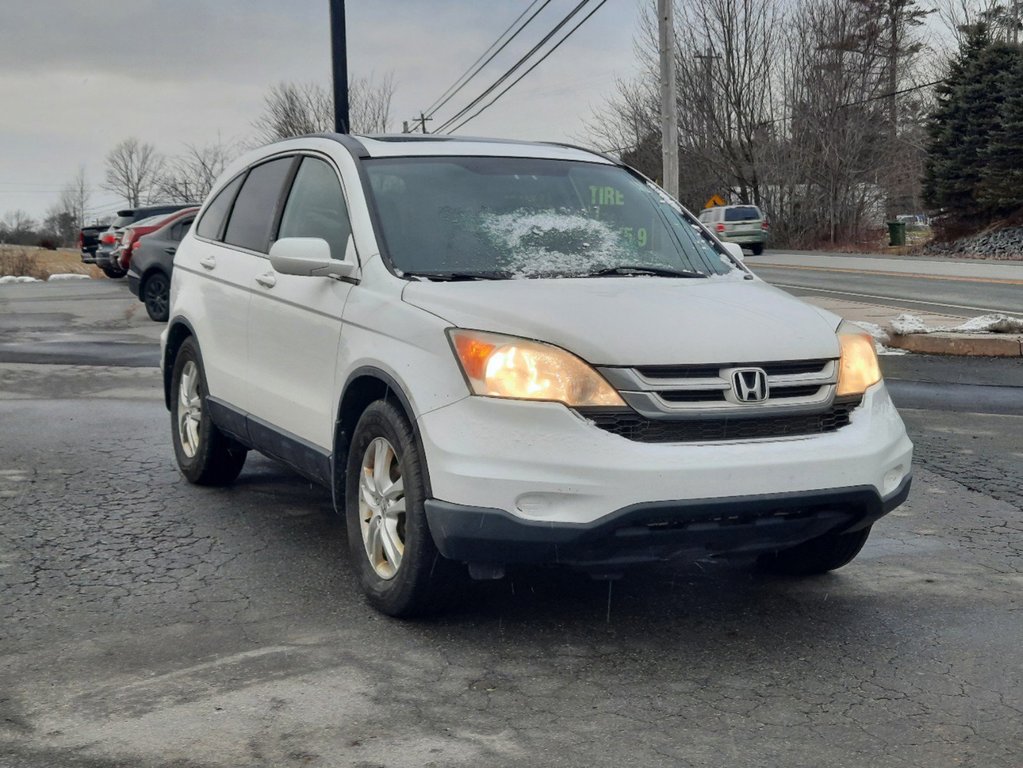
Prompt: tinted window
<box><xmin>223</xmin><ymin>158</ymin><xmax>294</xmax><ymax>253</ymax></box>
<box><xmin>277</xmin><ymin>157</ymin><xmax>352</xmax><ymax>260</ymax></box>
<box><xmin>112</xmin><ymin>215</ymin><xmax>134</xmax><ymax>228</ymax></box>
<box><xmin>724</xmin><ymin>206</ymin><xmax>761</xmax><ymax>222</ymax></box>
<box><xmin>196</xmin><ymin>174</ymin><xmax>244</xmax><ymax>240</ymax></box>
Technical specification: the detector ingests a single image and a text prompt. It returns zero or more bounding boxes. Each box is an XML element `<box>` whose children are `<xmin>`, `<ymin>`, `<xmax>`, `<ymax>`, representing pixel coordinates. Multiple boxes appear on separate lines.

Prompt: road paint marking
<box><xmin>770</xmin><ymin>283</ymin><xmax>1023</xmax><ymax>317</ymax></box>
<box><xmin>754</xmin><ymin>262</ymin><xmax>1023</xmax><ymax>285</ymax></box>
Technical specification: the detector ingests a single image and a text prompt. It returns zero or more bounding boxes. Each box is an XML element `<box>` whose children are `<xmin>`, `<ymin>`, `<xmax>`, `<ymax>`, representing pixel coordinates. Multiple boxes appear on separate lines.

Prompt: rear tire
<box><xmin>750</xmin><ymin>243</ymin><xmax>764</xmax><ymax>256</ymax></box>
<box><xmin>344</xmin><ymin>400</ymin><xmax>464</xmax><ymax>617</ymax></box>
<box><xmin>101</xmin><ymin>265</ymin><xmax>125</xmax><ymax>279</ymax></box>
<box><xmin>170</xmin><ymin>337</ymin><xmax>247</xmax><ymax>486</ymax></box>
<box><xmin>142</xmin><ymin>272</ymin><xmax>170</xmax><ymax>322</ymax></box>
<box><xmin>756</xmin><ymin>526</ymin><xmax>871</xmax><ymax>576</ymax></box>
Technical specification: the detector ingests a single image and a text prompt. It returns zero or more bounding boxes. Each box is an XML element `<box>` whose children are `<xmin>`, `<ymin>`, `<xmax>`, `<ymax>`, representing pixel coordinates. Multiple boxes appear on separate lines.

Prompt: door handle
<box><xmin>255</xmin><ymin>272</ymin><xmax>277</xmax><ymax>289</ymax></box>
<box><xmin>199</xmin><ymin>255</ymin><xmax>216</xmax><ymax>270</ymax></box>
<box><xmin>164</xmin><ymin>247</ymin><xmax>177</xmax><ymax>256</ymax></box>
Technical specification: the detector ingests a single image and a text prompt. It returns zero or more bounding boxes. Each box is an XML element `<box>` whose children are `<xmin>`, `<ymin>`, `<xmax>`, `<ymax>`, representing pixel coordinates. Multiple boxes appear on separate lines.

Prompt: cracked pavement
<box><xmin>1</xmin><ymin>282</ymin><xmax>1021</xmax><ymax>767</ymax></box>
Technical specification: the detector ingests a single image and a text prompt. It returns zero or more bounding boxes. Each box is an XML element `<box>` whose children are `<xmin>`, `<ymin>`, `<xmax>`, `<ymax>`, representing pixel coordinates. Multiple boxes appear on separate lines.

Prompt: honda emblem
<box><xmin>731</xmin><ymin>368</ymin><xmax>769</xmax><ymax>403</ymax></box>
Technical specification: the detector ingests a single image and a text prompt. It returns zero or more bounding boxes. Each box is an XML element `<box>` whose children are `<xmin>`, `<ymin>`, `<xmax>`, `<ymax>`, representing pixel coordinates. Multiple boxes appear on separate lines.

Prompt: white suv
<box><xmin>162</xmin><ymin>135</ymin><xmax>912</xmax><ymax>617</ymax></box>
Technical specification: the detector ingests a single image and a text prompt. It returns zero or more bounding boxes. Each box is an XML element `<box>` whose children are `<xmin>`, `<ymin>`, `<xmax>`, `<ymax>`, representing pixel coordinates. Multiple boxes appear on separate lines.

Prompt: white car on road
<box><xmin>161</xmin><ymin>135</ymin><xmax>913</xmax><ymax>617</ymax></box>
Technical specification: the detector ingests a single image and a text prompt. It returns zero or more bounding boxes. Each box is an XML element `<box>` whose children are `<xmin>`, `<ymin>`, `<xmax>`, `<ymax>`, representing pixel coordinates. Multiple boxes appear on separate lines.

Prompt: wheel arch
<box><xmin>163</xmin><ymin>318</ymin><xmax>196</xmax><ymax>411</ymax></box>
<box><xmin>333</xmin><ymin>367</ymin><xmax>432</xmax><ymax>509</ymax></box>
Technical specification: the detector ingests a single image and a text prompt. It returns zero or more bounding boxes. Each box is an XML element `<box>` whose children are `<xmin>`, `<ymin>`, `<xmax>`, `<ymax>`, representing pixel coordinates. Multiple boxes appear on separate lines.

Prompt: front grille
<box><xmin>635</xmin><ymin>359</ymin><xmax>830</xmax><ymax>380</ymax></box>
<box><xmin>580</xmin><ymin>400</ymin><xmax>859</xmax><ymax>443</ymax></box>
<box><xmin>599</xmin><ymin>358</ymin><xmax>839</xmax><ymax>417</ymax></box>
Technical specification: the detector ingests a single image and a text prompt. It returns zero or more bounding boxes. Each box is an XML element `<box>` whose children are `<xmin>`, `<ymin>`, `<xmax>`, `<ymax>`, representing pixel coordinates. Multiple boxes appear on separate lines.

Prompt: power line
<box><xmin>433</xmin><ymin>0</ymin><xmax>594</xmax><ymax>134</ymax></box>
<box><xmin>444</xmin><ymin>0</ymin><xmax>609</xmax><ymax>134</ymax></box>
<box><xmin>421</xmin><ymin>0</ymin><xmax>551</xmax><ymax>121</ymax></box>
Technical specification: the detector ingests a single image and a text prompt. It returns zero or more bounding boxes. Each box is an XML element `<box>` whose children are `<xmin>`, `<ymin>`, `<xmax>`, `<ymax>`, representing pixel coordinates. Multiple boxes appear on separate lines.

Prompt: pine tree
<box><xmin>979</xmin><ymin>52</ymin><xmax>1023</xmax><ymax>214</ymax></box>
<box><xmin>923</xmin><ymin>26</ymin><xmax>1019</xmax><ymax>227</ymax></box>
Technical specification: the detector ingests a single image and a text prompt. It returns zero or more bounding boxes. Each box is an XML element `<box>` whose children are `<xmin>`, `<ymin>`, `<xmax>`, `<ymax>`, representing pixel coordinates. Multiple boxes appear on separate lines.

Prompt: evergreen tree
<box><xmin>924</xmin><ymin>26</ymin><xmax>1020</xmax><ymax>227</ymax></box>
<box><xmin>979</xmin><ymin>52</ymin><xmax>1023</xmax><ymax>214</ymax></box>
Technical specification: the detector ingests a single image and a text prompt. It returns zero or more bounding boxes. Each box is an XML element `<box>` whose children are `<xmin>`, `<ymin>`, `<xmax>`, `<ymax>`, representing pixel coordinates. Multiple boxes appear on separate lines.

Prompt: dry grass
<box><xmin>0</xmin><ymin>245</ymin><xmax>102</xmax><ymax>280</ymax></box>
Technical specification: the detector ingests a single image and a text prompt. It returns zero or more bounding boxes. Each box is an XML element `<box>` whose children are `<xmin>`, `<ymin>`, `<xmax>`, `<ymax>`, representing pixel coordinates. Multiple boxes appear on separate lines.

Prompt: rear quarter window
<box><xmin>196</xmin><ymin>174</ymin><xmax>245</xmax><ymax>241</ymax></box>
<box><xmin>223</xmin><ymin>158</ymin><xmax>294</xmax><ymax>253</ymax></box>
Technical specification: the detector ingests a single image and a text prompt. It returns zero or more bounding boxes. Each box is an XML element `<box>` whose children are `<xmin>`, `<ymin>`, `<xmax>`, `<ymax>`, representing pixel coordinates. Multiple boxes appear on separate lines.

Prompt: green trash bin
<box><xmin>887</xmin><ymin>220</ymin><xmax>907</xmax><ymax>246</ymax></box>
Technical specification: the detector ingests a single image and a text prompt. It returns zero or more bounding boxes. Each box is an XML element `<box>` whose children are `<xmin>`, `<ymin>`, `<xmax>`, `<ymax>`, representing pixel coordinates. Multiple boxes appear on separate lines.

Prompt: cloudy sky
<box><xmin>0</xmin><ymin>0</ymin><xmax>648</xmax><ymax>223</ymax></box>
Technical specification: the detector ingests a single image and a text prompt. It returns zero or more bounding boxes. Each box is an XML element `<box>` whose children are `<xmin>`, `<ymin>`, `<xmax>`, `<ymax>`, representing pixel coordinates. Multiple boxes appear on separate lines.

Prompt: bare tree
<box><xmin>158</xmin><ymin>140</ymin><xmax>236</xmax><ymax>203</ymax></box>
<box><xmin>103</xmin><ymin>138</ymin><xmax>164</xmax><ymax>207</ymax></box>
<box><xmin>57</xmin><ymin>166</ymin><xmax>90</xmax><ymax>228</ymax></box>
<box><xmin>252</xmin><ymin>73</ymin><xmax>396</xmax><ymax>143</ymax></box>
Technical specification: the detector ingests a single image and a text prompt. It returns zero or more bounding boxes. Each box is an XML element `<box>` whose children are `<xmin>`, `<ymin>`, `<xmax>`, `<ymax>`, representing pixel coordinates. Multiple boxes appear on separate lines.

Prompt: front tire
<box><xmin>756</xmin><ymin>526</ymin><xmax>871</xmax><ymax>576</ymax></box>
<box><xmin>170</xmin><ymin>337</ymin><xmax>247</xmax><ymax>485</ymax></box>
<box><xmin>142</xmin><ymin>272</ymin><xmax>170</xmax><ymax>322</ymax></box>
<box><xmin>344</xmin><ymin>400</ymin><xmax>464</xmax><ymax>617</ymax></box>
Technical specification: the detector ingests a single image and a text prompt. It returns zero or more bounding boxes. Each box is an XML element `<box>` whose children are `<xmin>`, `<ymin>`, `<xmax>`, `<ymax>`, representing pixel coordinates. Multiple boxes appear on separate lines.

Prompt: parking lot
<box><xmin>2</xmin><ymin>281</ymin><xmax>1022</xmax><ymax>768</ymax></box>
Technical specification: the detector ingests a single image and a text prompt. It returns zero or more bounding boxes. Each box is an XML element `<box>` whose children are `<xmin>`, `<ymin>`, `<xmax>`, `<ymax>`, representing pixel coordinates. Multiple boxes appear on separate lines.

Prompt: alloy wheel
<box><xmin>358</xmin><ymin>437</ymin><xmax>406</xmax><ymax>579</ymax></box>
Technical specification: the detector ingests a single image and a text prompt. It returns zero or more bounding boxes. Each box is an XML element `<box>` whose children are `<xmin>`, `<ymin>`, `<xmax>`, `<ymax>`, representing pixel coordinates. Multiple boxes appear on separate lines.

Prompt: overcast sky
<box><xmin>0</xmin><ymin>0</ymin><xmax>646</xmax><ymax>223</ymax></box>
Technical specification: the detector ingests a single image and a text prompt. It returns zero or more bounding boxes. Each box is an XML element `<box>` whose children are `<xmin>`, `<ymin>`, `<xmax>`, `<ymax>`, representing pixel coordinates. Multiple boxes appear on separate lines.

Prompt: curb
<box><xmin>887</xmin><ymin>332</ymin><xmax>1023</xmax><ymax>357</ymax></box>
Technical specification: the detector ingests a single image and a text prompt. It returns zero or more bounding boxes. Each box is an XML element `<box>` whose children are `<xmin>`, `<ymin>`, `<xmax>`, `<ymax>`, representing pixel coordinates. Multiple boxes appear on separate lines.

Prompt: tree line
<box><xmin>587</xmin><ymin>0</ymin><xmax>1023</xmax><ymax>247</ymax></box>
<box><xmin>1</xmin><ymin>73</ymin><xmax>394</xmax><ymax>248</ymax></box>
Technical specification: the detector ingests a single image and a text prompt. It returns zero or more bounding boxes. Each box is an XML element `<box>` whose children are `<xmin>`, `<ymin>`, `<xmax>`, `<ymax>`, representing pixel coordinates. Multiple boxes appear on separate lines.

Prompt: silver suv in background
<box><xmin>699</xmin><ymin>204</ymin><xmax>768</xmax><ymax>255</ymax></box>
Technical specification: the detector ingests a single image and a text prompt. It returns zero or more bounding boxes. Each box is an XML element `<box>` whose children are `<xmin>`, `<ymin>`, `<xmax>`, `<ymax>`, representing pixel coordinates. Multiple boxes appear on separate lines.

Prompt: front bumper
<box><xmin>425</xmin><ymin>474</ymin><xmax>911</xmax><ymax>567</ymax></box>
<box><xmin>416</xmin><ymin>381</ymin><xmax>912</xmax><ymax>563</ymax></box>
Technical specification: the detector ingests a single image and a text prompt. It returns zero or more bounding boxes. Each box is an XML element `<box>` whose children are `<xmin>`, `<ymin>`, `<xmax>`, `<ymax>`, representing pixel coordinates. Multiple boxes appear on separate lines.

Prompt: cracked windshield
<box><xmin>365</xmin><ymin>157</ymin><xmax>736</xmax><ymax>278</ymax></box>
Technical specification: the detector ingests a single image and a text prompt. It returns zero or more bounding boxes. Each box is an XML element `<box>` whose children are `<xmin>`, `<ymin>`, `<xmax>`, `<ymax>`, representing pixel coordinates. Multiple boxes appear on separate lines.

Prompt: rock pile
<box><xmin>925</xmin><ymin>226</ymin><xmax>1023</xmax><ymax>260</ymax></box>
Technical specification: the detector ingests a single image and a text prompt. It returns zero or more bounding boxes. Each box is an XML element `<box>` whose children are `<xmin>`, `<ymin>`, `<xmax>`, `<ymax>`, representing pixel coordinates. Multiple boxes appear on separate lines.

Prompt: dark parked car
<box><xmin>126</xmin><ymin>210</ymin><xmax>197</xmax><ymax>321</ymax></box>
<box><xmin>94</xmin><ymin>203</ymin><xmax>197</xmax><ymax>278</ymax></box>
<box><xmin>78</xmin><ymin>224</ymin><xmax>107</xmax><ymax>262</ymax></box>
<box><xmin>117</xmin><ymin>207</ymin><xmax>198</xmax><ymax>272</ymax></box>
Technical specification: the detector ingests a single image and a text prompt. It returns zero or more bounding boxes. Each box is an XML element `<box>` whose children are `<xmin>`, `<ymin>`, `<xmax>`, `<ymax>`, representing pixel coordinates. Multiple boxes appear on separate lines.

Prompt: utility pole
<box><xmin>406</xmin><ymin>113</ymin><xmax>432</xmax><ymax>134</ymax></box>
<box><xmin>657</xmin><ymin>0</ymin><xmax>679</xmax><ymax>199</ymax></box>
<box><xmin>329</xmin><ymin>0</ymin><xmax>350</xmax><ymax>133</ymax></box>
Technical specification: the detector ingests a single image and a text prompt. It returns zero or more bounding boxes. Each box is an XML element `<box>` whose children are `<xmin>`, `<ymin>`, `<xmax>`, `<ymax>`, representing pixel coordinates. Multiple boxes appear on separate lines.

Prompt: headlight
<box><xmin>448</xmin><ymin>329</ymin><xmax>624</xmax><ymax>407</ymax></box>
<box><xmin>836</xmin><ymin>321</ymin><xmax>882</xmax><ymax>396</ymax></box>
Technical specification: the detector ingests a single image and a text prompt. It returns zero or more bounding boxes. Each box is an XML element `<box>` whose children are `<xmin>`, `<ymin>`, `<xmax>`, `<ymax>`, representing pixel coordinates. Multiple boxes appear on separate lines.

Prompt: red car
<box><xmin>117</xmin><ymin>207</ymin><xmax>199</xmax><ymax>271</ymax></box>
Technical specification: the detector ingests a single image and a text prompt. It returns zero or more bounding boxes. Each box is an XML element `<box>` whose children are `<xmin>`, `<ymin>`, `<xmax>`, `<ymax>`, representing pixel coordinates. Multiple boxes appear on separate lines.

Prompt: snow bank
<box><xmin>852</xmin><ymin>321</ymin><xmax>908</xmax><ymax>355</ymax></box>
<box><xmin>891</xmin><ymin>312</ymin><xmax>1023</xmax><ymax>335</ymax></box>
<box><xmin>47</xmin><ymin>273</ymin><xmax>92</xmax><ymax>281</ymax></box>
<box><xmin>0</xmin><ymin>275</ymin><xmax>41</xmax><ymax>284</ymax></box>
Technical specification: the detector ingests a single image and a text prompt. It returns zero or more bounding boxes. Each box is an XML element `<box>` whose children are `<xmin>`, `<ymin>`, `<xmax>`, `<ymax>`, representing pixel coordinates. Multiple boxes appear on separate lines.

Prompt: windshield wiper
<box><xmin>405</xmin><ymin>271</ymin><xmax>509</xmax><ymax>282</ymax></box>
<box><xmin>582</xmin><ymin>265</ymin><xmax>708</xmax><ymax>279</ymax></box>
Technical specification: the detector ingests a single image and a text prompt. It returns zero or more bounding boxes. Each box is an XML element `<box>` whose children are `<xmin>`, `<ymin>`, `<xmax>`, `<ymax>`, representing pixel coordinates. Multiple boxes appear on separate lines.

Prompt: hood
<box><xmin>403</xmin><ymin>277</ymin><xmax>842</xmax><ymax>365</ymax></box>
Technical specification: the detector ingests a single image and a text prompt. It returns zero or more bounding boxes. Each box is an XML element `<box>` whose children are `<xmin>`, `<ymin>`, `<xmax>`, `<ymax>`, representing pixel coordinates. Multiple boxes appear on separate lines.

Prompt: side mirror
<box><xmin>269</xmin><ymin>236</ymin><xmax>358</xmax><ymax>279</ymax></box>
<box><xmin>723</xmin><ymin>242</ymin><xmax>745</xmax><ymax>262</ymax></box>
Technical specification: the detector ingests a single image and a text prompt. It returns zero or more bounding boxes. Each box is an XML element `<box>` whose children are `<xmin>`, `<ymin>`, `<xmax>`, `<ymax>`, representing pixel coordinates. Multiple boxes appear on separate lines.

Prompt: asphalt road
<box><xmin>749</xmin><ymin>253</ymin><xmax>1023</xmax><ymax>318</ymax></box>
<box><xmin>1</xmin><ymin>281</ymin><xmax>1022</xmax><ymax>768</ymax></box>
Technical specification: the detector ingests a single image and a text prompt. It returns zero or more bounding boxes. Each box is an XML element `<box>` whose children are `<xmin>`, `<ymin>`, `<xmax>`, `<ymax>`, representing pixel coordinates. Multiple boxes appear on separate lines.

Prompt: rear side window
<box><xmin>170</xmin><ymin>218</ymin><xmax>194</xmax><ymax>241</ymax></box>
<box><xmin>223</xmin><ymin>158</ymin><xmax>294</xmax><ymax>253</ymax></box>
<box><xmin>277</xmin><ymin>157</ymin><xmax>352</xmax><ymax>260</ymax></box>
<box><xmin>196</xmin><ymin>175</ymin><xmax>244</xmax><ymax>241</ymax></box>
<box><xmin>724</xmin><ymin>206</ymin><xmax>761</xmax><ymax>222</ymax></box>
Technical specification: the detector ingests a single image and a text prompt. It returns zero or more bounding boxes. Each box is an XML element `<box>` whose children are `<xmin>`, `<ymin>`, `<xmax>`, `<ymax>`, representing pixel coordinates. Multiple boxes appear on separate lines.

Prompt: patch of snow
<box><xmin>47</xmin><ymin>273</ymin><xmax>92</xmax><ymax>281</ymax></box>
<box><xmin>853</xmin><ymin>321</ymin><xmax>890</xmax><ymax>344</ymax></box>
<box><xmin>0</xmin><ymin>275</ymin><xmax>41</xmax><ymax>284</ymax></box>
<box><xmin>952</xmin><ymin>313</ymin><xmax>1023</xmax><ymax>333</ymax></box>
<box><xmin>852</xmin><ymin>320</ymin><xmax>907</xmax><ymax>355</ymax></box>
<box><xmin>890</xmin><ymin>313</ymin><xmax>931</xmax><ymax>335</ymax></box>
<box><xmin>891</xmin><ymin>311</ymin><xmax>1023</xmax><ymax>335</ymax></box>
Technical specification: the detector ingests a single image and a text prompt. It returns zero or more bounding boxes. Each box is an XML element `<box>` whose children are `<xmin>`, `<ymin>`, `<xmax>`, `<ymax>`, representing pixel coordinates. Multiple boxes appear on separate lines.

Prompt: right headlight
<box><xmin>836</xmin><ymin>321</ymin><xmax>882</xmax><ymax>396</ymax></box>
<box><xmin>447</xmin><ymin>329</ymin><xmax>625</xmax><ymax>407</ymax></box>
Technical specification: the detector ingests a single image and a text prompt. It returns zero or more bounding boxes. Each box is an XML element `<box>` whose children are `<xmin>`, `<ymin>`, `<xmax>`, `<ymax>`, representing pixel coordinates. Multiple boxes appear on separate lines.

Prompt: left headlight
<box><xmin>448</xmin><ymin>329</ymin><xmax>625</xmax><ymax>407</ymax></box>
<box><xmin>836</xmin><ymin>321</ymin><xmax>882</xmax><ymax>396</ymax></box>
